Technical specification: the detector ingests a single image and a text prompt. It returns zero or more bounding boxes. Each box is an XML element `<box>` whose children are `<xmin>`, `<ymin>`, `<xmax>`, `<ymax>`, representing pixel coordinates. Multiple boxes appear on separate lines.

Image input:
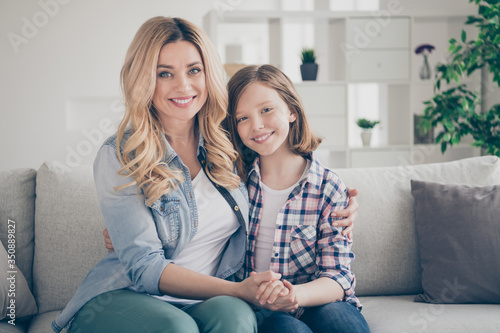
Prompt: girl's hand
<box><xmin>330</xmin><ymin>187</ymin><xmax>359</xmax><ymax>240</ymax></box>
<box><xmin>236</xmin><ymin>270</ymin><xmax>282</xmax><ymax>306</ymax></box>
<box><xmin>251</xmin><ymin>272</ymin><xmax>289</xmax><ymax>306</ymax></box>
<box><xmin>260</xmin><ymin>280</ymin><xmax>299</xmax><ymax>312</ymax></box>
<box><xmin>103</xmin><ymin>228</ymin><xmax>114</xmax><ymax>252</ymax></box>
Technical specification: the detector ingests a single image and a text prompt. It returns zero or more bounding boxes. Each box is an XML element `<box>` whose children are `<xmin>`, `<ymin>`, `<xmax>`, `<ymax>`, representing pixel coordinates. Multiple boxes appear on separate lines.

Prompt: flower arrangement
<box><xmin>414</xmin><ymin>44</ymin><xmax>435</xmax><ymax>55</ymax></box>
<box><xmin>415</xmin><ymin>44</ymin><xmax>435</xmax><ymax>80</ymax></box>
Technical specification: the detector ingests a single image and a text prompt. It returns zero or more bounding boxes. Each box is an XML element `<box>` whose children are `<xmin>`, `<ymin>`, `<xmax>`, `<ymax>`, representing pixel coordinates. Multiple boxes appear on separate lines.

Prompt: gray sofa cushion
<box><xmin>335</xmin><ymin>156</ymin><xmax>500</xmax><ymax>296</ymax></box>
<box><xmin>33</xmin><ymin>162</ymin><xmax>107</xmax><ymax>314</ymax></box>
<box><xmin>360</xmin><ymin>295</ymin><xmax>500</xmax><ymax>333</ymax></box>
<box><xmin>411</xmin><ymin>180</ymin><xmax>500</xmax><ymax>304</ymax></box>
<box><xmin>0</xmin><ymin>168</ymin><xmax>36</xmax><ymax>290</ymax></box>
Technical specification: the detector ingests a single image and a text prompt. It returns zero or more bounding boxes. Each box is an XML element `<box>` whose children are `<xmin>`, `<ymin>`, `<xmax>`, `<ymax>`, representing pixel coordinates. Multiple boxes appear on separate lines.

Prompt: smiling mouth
<box><xmin>252</xmin><ymin>132</ymin><xmax>274</xmax><ymax>142</ymax></box>
<box><xmin>170</xmin><ymin>96</ymin><xmax>195</xmax><ymax>104</ymax></box>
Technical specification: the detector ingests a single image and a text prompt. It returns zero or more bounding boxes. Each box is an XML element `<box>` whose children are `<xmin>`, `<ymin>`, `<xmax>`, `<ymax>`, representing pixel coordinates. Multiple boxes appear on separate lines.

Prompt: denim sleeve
<box><xmin>93</xmin><ymin>144</ymin><xmax>170</xmax><ymax>295</ymax></box>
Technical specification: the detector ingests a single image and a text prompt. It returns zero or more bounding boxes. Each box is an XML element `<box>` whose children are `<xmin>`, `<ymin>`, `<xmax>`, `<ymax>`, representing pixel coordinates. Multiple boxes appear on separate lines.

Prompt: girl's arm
<box><xmin>293</xmin><ymin>277</ymin><xmax>344</xmax><ymax>307</ymax></box>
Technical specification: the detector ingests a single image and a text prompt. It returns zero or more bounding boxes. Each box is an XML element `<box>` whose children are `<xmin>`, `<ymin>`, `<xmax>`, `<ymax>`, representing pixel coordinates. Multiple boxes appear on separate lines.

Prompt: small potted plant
<box><xmin>300</xmin><ymin>48</ymin><xmax>318</xmax><ymax>81</ymax></box>
<box><xmin>356</xmin><ymin>118</ymin><xmax>380</xmax><ymax>146</ymax></box>
<box><xmin>415</xmin><ymin>44</ymin><xmax>435</xmax><ymax>80</ymax></box>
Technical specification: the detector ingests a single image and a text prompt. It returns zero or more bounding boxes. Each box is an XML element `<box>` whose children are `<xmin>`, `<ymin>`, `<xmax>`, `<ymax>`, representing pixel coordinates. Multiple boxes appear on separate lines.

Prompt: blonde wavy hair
<box><xmin>117</xmin><ymin>16</ymin><xmax>239</xmax><ymax>205</ymax></box>
<box><xmin>226</xmin><ymin>65</ymin><xmax>322</xmax><ymax>181</ymax></box>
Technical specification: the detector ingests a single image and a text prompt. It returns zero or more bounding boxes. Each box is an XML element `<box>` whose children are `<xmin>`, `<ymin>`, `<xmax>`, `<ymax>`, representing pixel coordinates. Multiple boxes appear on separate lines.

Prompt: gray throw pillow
<box><xmin>0</xmin><ymin>240</ymin><xmax>38</xmax><ymax>320</ymax></box>
<box><xmin>411</xmin><ymin>179</ymin><xmax>500</xmax><ymax>304</ymax></box>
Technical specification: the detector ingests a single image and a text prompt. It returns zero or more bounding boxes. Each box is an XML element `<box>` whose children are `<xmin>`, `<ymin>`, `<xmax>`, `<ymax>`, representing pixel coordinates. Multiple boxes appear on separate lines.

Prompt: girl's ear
<box><xmin>289</xmin><ymin>110</ymin><xmax>297</xmax><ymax>123</ymax></box>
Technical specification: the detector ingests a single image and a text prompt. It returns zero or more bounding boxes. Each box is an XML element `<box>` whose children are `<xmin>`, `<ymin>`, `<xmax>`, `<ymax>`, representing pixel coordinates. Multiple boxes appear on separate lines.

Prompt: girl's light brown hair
<box><xmin>226</xmin><ymin>64</ymin><xmax>322</xmax><ymax>180</ymax></box>
<box><xmin>117</xmin><ymin>16</ymin><xmax>239</xmax><ymax>205</ymax></box>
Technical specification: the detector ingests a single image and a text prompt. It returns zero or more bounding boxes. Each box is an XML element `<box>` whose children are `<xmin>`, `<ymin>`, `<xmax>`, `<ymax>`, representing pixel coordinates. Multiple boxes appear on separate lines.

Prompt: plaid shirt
<box><xmin>237</xmin><ymin>153</ymin><xmax>361</xmax><ymax>310</ymax></box>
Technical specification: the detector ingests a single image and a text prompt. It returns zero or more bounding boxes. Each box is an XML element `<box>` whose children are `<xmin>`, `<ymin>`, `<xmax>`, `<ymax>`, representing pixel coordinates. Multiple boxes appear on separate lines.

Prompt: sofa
<box><xmin>1</xmin><ymin>155</ymin><xmax>499</xmax><ymax>333</ymax></box>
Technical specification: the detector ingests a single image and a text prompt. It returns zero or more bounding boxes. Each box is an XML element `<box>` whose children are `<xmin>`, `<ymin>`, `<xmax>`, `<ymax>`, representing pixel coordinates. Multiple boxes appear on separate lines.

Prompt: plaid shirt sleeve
<box><xmin>315</xmin><ymin>172</ymin><xmax>358</xmax><ymax>307</ymax></box>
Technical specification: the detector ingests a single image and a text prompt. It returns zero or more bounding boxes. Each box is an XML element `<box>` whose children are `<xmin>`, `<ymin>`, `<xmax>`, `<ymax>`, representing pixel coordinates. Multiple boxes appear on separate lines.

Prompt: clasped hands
<box><xmin>238</xmin><ymin>270</ymin><xmax>299</xmax><ymax>313</ymax></box>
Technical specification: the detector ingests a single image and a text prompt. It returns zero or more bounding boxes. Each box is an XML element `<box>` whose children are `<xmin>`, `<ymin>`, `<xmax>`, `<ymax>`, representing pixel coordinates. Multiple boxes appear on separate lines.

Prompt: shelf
<box><xmin>204</xmin><ymin>9</ymin><xmax>481</xmax><ymax>168</ymax></box>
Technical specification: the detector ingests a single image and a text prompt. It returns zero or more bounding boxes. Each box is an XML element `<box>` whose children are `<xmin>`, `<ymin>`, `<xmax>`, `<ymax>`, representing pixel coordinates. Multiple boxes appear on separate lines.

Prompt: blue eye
<box><xmin>237</xmin><ymin>116</ymin><xmax>247</xmax><ymax>123</ymax></box>
<box><xmin>262</xmin><ymin>107</ymin><xmax>272</xmax><ymax>113</ymax></box>
<box><xmin>189</xmin><ymin>68</ymin><xmax>201</xmax><ymax>75</ymax></box>
<box><xmin>158</xmin><ymin>71</ymin><xmax>172</xmax><ymax>78</ymax></box>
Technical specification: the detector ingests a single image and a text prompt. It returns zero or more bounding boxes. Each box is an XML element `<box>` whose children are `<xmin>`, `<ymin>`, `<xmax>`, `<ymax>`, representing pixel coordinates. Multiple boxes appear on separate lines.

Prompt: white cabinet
<box><xmin>203</xmin><ymin>9</ymin><xmax>481</xmax><ymax>168</ymax></box>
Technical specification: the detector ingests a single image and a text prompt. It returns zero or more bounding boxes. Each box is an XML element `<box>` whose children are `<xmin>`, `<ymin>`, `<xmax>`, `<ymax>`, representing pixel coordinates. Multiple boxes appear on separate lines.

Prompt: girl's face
<box><xmin>235</xmin><ymin>82</ymin><xmax>296</xmax><ymax>158</ymax></box>
<box><xmin>153</xmin><ymin>41</ymin><xmax>208</xmax><ymax>128</ymax></box>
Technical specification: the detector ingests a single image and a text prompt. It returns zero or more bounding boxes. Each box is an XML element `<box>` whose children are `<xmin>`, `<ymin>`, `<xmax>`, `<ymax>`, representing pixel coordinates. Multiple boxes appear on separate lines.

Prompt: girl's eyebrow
<box><xmin>157</xmin><ymin>61</ymin><xmax>202</xmax><ymax>69</ymax></box>
<box><xmin>256</xmin><ymin>100</ymin><xmax>273</xmax><ymax>107</ymax></box>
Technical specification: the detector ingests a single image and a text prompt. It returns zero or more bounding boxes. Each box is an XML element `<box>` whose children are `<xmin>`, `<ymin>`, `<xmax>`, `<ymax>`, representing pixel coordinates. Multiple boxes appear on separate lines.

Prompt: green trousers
<box><xmin>68</xmin><ymin>290</ymin><xmax>257</xmax><ymax>333</ymax></box>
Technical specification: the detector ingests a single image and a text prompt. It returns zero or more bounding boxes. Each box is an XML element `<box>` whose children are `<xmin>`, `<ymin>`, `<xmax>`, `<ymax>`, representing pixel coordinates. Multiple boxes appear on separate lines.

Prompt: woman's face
<box><xmin>153</xmin><ymin>41</ymin><xmax>208</xmax><ymax>128</ymax></box>
<box><xmin>234</xmin><ymin>82</ymin><xmax>296</xmax><ymax>158</ymax></box>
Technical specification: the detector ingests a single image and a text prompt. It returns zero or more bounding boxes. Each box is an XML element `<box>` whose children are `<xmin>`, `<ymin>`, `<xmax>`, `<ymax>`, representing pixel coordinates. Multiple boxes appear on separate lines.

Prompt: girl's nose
<box><xmin>251</xmin><ymin>116</ymin><xmax>264</xmax><ymax>130</ymax></box>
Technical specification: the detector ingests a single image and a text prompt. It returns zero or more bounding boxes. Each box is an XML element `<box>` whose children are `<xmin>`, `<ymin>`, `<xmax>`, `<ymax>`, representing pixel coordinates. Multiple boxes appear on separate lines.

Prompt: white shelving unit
<box><xmin>204</xmin><ymin>9</ymin><xmax>482</xmax><ymax>168</ymax></box>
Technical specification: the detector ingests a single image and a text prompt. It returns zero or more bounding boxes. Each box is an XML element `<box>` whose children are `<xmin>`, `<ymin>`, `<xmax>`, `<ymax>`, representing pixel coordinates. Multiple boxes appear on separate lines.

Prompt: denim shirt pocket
<box><xmin>289</xmin><ymin>225</ymin><xmax>317</xmax><ymax>275</ymax></box>
<box><xmin>148</xmin><ymin>196</ymin><xmax>181</xmax><ymax>245</ymax></box>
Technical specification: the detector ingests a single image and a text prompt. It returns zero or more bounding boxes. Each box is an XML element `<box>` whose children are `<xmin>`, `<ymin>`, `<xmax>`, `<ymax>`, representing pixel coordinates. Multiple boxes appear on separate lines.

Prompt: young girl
<box><xmin>226</xmin><ymin>65</ymin><xmax>370</xmax><ymax>333</ymax></box>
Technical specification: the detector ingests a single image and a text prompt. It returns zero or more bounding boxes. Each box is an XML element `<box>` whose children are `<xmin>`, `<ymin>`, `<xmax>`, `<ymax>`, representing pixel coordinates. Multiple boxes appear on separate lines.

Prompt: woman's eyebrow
<box><xmin>156</xmin><ymin>61</ymin><xmax>202</xmax><ymax>69</ymax></box>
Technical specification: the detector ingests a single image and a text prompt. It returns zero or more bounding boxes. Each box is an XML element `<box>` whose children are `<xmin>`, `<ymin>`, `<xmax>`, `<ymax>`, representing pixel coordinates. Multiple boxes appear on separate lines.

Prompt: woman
<box><xmin>52</xmin><ymin>17</ymin><xmax>357</xmax><ymax>333</ymax></box>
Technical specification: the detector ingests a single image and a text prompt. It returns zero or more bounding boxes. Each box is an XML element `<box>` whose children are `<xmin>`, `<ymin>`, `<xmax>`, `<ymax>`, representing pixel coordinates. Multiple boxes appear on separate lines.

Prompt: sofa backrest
<box><xmin>335</xmin><ymin>155</ymin><xmax>500</xmax><ymax>297</ymax></box>
<box><xmin>33</xmin><ymin>162</ymin><xmax>107</xmax><ymax>314</ymax></box>
<box><xmin>0</xmin><ymin>168</ymin><xmax>36</xmax><ymax>291</ymax></box>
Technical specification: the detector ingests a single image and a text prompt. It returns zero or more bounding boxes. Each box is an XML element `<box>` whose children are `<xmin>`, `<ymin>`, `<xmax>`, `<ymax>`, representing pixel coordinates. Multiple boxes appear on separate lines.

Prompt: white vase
<box><xmin>361</xmin><ymin>130</ymin><xmax>372</xmax><ymax>146</ymax></box>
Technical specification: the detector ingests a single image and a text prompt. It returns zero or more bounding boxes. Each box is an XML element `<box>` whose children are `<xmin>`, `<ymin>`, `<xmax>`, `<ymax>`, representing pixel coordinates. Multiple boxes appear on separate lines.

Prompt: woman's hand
<box><xmin>103</xmin><ymin>228</ymin><xmax>114</xmax><ymax>252</ymax></box>
<box><xmin>330</xmin><ymin>187</ymin><xmax>359</xmax><ymax>240</ymax></box>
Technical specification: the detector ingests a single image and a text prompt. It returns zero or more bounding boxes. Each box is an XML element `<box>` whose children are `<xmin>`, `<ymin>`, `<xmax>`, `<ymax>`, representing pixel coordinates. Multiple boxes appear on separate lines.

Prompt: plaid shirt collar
<box><xmin>247</xmin><ymin>153</ymin><xmax>323</xmax><ymax>192</ymax></box>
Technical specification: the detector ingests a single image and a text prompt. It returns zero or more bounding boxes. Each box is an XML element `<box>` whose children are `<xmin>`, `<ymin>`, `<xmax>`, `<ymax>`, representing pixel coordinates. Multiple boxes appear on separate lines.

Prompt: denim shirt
<box><xmin>52</xmin><ymin>128</ymin><xmax>249</xmax><ymax>333</ymax></box>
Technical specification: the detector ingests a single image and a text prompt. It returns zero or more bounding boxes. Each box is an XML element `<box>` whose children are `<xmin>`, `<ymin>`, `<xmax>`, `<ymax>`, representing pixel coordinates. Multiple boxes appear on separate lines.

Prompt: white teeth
<box><xmin>172</xmin><ymin>97</ymin><xmax>193</xmax><ymax>104</ymax></box>
<box><xmin>254</xmin><ymin>133</ymin><xmax>272</xmax><ymax>142</ymax></box>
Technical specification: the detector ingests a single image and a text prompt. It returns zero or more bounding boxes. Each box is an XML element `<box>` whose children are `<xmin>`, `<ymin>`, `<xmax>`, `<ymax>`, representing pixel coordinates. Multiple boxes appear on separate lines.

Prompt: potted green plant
<box><xmin>356</xmin><ymin>118</ymin><xmax>380</xmax><ymax>146</ymax></box>
<box><xmin>420</xmin><ymin>0</ymin><xmax>500</xmax><ymax>156</ymax></box>
<box><xmin>300</xmin><ymin>48</ymin><xmax>318</xmax><ymax>81</ymax></box>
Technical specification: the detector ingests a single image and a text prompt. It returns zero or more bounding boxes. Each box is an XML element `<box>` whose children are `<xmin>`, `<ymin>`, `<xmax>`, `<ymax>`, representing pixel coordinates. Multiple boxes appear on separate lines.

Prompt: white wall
<box><xmin>0</xmin><ymin>0</ymin><xmax>483</xmax><ymax>171</ymax></box>
<box><xmin>0</xmin><ymin>0</ymin><xmax>220</xmax><ymax>170</ymax></box>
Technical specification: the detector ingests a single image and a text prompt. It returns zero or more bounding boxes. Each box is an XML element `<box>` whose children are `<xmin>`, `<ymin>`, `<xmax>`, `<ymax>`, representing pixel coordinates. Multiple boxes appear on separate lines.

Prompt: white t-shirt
<box><xmin>156</xmin><ymin>170</ymin><xmax>239</xmax><ymax>304</ymax></box>
<box><xmin>254</xmin><ymin>159</ymin><xmax>311</xmax><ymax>273</ymax></box>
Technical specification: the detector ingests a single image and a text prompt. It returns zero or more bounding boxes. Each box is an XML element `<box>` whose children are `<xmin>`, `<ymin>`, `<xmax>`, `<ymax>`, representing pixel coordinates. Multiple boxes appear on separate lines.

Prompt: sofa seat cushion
<box><xmin>27</xmin><ymin>311</ymin><xmax>58</xmax><ymax>333</ymax></box>
<box><xmin>359</xmin><ymin>295</ymin><xmax>500</xmax><ymax>333</ymax></box>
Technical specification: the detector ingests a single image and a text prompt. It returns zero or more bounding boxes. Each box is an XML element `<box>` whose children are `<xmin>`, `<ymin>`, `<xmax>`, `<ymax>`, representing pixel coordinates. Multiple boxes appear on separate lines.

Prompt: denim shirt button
<box><xmin>234</xmin><ymin>205</ymin><xmax>239</xmax><ymax>211</ymax></box>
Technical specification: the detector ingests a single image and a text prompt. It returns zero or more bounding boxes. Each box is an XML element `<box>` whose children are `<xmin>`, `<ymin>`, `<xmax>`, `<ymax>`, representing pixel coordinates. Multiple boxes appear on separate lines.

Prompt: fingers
<box><xmin>256</xmin><ymin>280</ymin><xmax>288</xmax><ymax>305</ymax></box>
<box><xmin>250</xmin><ymin>270</ymin><xmax>281</xmax><ymax>285</ymax></box>
<box><xmin>103</xmin><ymin>228</ymin><xmax>114</xmax><ymax>252</ymax></box>
<box><xmin>342</xmin><ymin>225</ymin><xmax>354</xmax><ymax>240</ymax></box>
<box><xmin>346</xmin><ymin>187</ymin><xmax>359</xmax><ymax>198</ymax></box>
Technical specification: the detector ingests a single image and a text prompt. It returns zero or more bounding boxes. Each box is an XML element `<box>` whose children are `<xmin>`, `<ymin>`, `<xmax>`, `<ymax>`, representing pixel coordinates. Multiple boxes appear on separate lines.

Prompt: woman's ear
<box><xmin>289</xmin><ymin>110</ymin><xmax>297</xmax><ymax>123</ymax></box>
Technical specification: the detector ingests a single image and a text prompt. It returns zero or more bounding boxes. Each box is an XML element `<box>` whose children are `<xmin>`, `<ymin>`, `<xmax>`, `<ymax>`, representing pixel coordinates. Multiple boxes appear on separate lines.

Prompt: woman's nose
<box><xmin>175</xmin><ymin>74</ymin><xmax>191</xmax><ymax>92</ymax></box>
